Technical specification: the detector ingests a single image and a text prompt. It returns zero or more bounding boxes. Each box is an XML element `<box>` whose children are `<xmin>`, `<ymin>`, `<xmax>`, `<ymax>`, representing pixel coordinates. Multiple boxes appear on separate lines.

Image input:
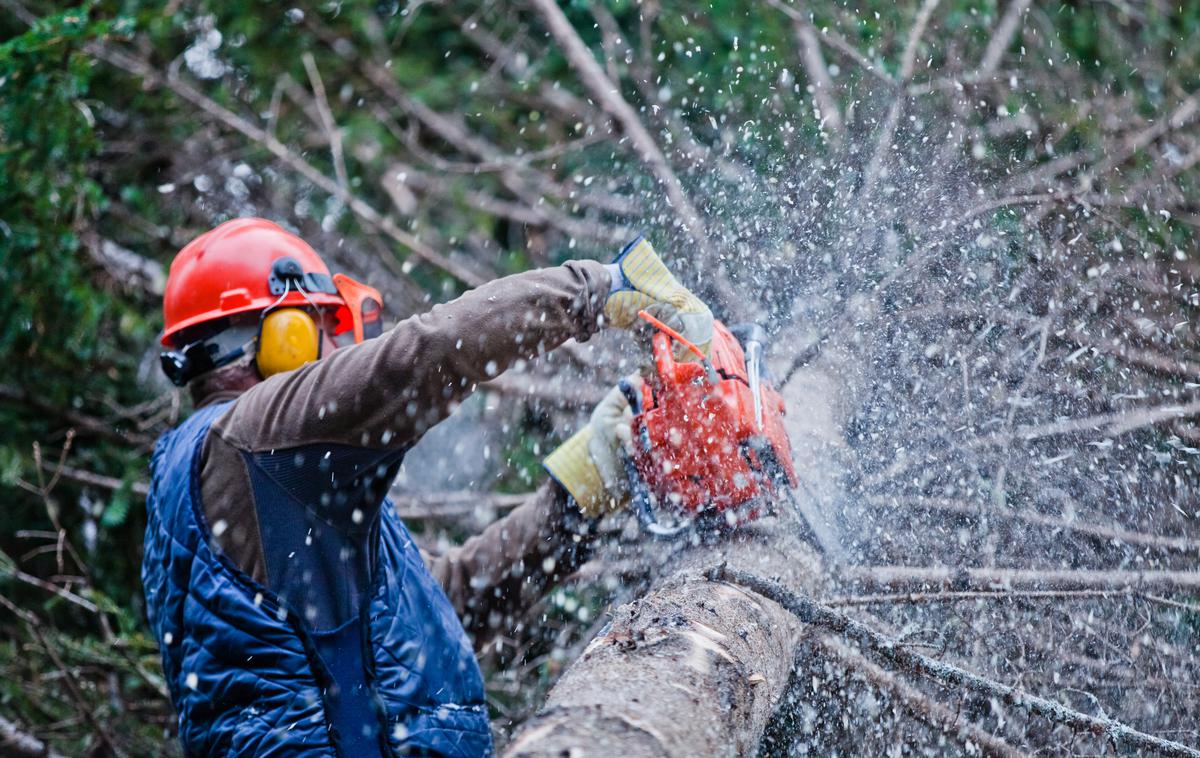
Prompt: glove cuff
<box><xmin>603</xmin><ymin>237</ymin><xmax>710</xmax><ymax>333</ymax></box>
<box><xmin>544</xmin><ymin>427</ymin><xmax>623</xmax><ymax>518</ymax></box>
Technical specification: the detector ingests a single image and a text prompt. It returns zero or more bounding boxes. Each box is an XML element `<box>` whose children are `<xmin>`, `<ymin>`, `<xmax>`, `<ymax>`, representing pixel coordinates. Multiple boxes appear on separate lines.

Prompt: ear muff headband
<box><xmin>256</xmin><ymin>307</ymin><xmax>320</xmax><ymax>378</ymax></box>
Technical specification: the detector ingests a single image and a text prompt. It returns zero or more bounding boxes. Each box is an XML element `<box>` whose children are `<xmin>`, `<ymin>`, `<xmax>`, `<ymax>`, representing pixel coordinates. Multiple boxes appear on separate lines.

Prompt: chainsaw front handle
<box><xmin>618</xmin><ymin>378</ymin><xmax>691</xmax><ymax>540</ymax></box>
<box><xmin>637</xmin><ymin>309</ymin><xmax>720</xmax><ymax>384</ymax></box>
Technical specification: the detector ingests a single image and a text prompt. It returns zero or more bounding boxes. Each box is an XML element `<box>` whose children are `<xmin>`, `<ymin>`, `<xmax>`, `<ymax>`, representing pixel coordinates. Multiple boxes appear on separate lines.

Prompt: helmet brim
<box><xmin>160</xmin><ymin>290</ymin><xmax>345</xmax><ymax>346</ymax></box>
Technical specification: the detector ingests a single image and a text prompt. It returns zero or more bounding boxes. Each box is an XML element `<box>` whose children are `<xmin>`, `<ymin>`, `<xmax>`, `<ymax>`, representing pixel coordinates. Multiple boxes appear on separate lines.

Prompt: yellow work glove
<box><xmin>544</xmin><ymin>379</ymin><xmax>637</xmax><ymax>518</ymax></box>
<box><xmin>604</xmin><ymin>237</ymin><xmax>713</xmax><ymax>359</ymax></box>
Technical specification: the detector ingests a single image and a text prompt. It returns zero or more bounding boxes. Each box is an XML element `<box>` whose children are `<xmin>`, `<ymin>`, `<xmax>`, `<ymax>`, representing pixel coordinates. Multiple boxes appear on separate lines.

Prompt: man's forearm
<box><xmin>214</xmin><ymin>260</ymin><xmax>610</xmax><ymax>452</ymax></box>
<box><xmin>425</xmin><ymin>481</ymin><xmax>599</xmax><ymax>647</ymax></box>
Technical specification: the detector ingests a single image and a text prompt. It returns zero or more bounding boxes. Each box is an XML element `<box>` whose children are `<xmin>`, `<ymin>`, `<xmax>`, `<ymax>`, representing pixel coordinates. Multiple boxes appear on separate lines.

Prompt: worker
<box><xmin>141</xmin><ymin>218</ymin><xmax>711</xmax><ymax>757</ymax></box>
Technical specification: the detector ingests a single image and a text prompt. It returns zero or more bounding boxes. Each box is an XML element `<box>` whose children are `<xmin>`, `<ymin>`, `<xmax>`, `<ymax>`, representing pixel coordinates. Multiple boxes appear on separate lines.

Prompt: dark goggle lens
<box><xmin>361</xmin><ymin>298</ymin><xmax>383</xmax><ymax>340</ymax></box>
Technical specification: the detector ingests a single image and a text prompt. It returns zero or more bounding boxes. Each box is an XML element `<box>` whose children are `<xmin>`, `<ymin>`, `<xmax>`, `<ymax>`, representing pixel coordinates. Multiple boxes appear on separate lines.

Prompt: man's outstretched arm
<box><xmin>213</xmin><ymin>260</ymin><xmax>611</xmax><ymax>453</ymax></box>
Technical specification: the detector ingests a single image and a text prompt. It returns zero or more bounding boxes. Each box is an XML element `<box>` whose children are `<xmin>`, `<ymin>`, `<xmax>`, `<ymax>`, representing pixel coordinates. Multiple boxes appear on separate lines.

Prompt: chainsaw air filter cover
<box><xmin>629</xmin><ymin>320</ymin><xmax>798</xmax><ymax>527</ymax></box>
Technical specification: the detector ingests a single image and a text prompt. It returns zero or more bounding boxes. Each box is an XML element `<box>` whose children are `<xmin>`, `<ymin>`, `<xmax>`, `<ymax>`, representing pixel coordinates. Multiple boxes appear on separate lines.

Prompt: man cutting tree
<box><xmin>141</xmin><ymin>217</ymin><xmax>712</xmax><ymax>756</ymax></box>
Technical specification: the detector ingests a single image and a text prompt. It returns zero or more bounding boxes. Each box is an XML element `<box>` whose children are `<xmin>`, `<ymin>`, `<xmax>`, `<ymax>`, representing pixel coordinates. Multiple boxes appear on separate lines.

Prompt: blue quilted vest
<box><xmin>141</xmin><ymin>402</ymin><xmax>492</xmax><ymax>756</ymax></box>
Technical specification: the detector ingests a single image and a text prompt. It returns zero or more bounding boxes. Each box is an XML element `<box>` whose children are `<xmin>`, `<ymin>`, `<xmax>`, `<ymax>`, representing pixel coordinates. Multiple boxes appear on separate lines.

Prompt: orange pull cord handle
<box><xmin>636</xmin><ymin>309</ymin><xmax>719</xmax><ymax>384</ymax></box>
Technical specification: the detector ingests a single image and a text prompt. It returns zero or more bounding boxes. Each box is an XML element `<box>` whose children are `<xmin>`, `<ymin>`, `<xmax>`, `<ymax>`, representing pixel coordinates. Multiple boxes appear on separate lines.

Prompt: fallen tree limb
<box><xmin>713</xmin><ymin>566</ymin><xmax>1200</xmax><ymax>758</ymax></box>
<box><xmin>841</xmin><ymin>565</ymin><xmax>1200</xmax><ymax>593</ymax></box>
<box><xmin>830</xmin><ymin>588</ymin><xmax>1200</xmax><ymax>613</ymax></box>
<box><xmin>0</xmin><ymin>714</ymin><xmax>67</xmax><ymax>758</ymax></box>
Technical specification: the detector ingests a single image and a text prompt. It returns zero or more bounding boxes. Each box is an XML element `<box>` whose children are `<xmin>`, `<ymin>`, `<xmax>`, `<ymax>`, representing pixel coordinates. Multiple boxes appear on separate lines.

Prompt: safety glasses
<box><xmin>269</xmin><ymin>257</ymin><xmax>384</xmax><ymax>346</ymax></box>
<box><xmin>331</xmin><ymin>273</ymin><xmax>384</xmax><ymax>346</ymax></box>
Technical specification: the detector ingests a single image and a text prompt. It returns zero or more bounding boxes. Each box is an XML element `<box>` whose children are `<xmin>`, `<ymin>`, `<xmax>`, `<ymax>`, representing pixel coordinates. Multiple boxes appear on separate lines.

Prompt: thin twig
<box><xmin>830</xmin><ymin>588</ymin><xmax>1200</xmax><ymax>613</ymax></box>
<box><xmin>301</xmin><ymin>52</ymin><xmax>349</xmax><ymax>191</ymax></box>
<box><xmin>864</xmin><ymin>495</ymin><xmax>1200</xmax><ymax>555</ymax></box>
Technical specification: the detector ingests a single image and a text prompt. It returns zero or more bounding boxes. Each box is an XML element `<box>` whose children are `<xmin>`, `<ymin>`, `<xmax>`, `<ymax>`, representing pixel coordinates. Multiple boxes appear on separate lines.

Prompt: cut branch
<box><xmin>841</xmin><ymin>565</ymin><xmax>1200</xmax><ymax>594</ymax></box>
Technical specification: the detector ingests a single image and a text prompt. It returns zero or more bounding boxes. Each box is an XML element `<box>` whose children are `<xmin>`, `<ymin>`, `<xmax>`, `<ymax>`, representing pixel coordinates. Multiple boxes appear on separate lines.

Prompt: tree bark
<box><xmin>504</xmin><ymin>521</ymin><xmax>824</xmax><ymax>757</ymax></box>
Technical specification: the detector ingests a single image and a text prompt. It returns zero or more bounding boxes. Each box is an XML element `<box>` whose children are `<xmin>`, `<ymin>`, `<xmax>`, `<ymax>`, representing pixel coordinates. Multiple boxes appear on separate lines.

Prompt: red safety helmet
<box><xmin>160</xmin><ymin>218</ymin><xmax>383</xmax><ymax>386</ymax></box>
<box><xmin>161</xmin><ymin>218</ymin><xmax>348</xmax><ymax>346</ymax></box>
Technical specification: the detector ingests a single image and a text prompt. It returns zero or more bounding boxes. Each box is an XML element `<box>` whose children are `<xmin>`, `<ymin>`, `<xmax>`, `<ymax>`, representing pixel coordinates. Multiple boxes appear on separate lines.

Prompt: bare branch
<box><xmin>820</xmin><ymin>638</ymin><xmax>1025</xmax><ymax>758</ymax></box>
<box><xmin>301</xmin><ymin>51</ymin><xmax>350</xmax><ymax>191</ymax></box>
<box><xmin>37</xmin><ymin>462</ymin><xmax>150</xmax><ymax>498</ymax></box>
<box><xmin>977</xmin><ymin>0</ymin><xmax>1032</xmax><ymax>78</ymax></box>
<box><xmin>0</xmin><ymin>384</ymin><xmax>153</xmax><ymax>448</ymax></box>
<box><xmin>840</xmin><ymin>565</ymin><xmax>1200</xmax><ymax>594</ymax></box>
<box><xmin>865</xmin><ymin>495</ymin><xmax>1200</xmax><ymax>555</ymax></box>
<box><xmin>773</xmin><ymin>0</ymin><xmax>844</xmax><ymax>139</ymax></box>
<box><xmin>89</xmin><ymin>43</ymin><xmax>484</xmax><ymax>287</ymax></box>
<box><xmin>971</xmin><ymin>397</ymin><xmax>1200</xmax><ymax>446</ymax></box>
<box><xmin>830</xmin><ymin>588</ymin><xmax>1200</xmax><ymax>614</ymax></box>
<box><xmin>525</xmin><ymin>0</ymin><xmax>722</xmax><ymax>279</ymax></box>
<box><xmin>764</xmin><ymin>0</ymin><xmax>895</xmax><ymax>87</ymax></box>
<box><xmin>859</xmin><ymin>0</ymin><xmax>940</xmax><ymax>200</ymax></box>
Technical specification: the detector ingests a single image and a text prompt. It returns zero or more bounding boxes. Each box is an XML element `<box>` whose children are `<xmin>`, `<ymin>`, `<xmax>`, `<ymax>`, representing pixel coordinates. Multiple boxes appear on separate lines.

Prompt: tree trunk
<box><xmin>504</xmin><ymin>521</ymin><xmax>824</xmax><ymax>757</ymax></box>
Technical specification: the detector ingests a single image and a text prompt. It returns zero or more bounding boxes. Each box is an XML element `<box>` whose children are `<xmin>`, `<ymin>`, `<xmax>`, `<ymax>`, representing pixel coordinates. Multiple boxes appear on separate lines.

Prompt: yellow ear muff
<box><xmin>257</xmin><ymin>308</ymin><xmax>320</xmax><ymax>378</ymax></box>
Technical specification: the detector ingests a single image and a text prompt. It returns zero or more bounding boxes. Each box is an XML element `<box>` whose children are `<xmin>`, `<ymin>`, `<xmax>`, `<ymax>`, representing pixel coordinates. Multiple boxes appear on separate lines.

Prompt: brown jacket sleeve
<box><xmin>424</xmin><ymin>481</ymin><xmax>600</xmax><ymax>646</ymax></box>
<box><xmin>210</xmin><ymin>260</ymin><xmax>610</xmax><ymax>451</ymax></box>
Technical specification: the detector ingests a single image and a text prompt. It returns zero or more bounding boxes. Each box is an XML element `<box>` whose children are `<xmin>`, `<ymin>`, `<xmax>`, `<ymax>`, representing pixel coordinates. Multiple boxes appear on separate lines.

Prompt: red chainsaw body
<box><xmin>629</xmin><ymin>321</ymin><xmax>797</xmax><ymax>526</ymax></box>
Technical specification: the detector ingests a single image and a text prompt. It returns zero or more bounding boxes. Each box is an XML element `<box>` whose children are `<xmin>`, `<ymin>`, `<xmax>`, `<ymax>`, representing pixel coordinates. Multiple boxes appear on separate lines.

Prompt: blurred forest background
<box><xmin>2</xmin><ymin>0</ymin><xmax>1199</xmax><ymax>755</ymax></box>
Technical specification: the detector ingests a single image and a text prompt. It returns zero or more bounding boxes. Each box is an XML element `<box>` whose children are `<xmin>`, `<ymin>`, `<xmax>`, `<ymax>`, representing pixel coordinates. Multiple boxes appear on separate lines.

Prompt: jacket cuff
<box><xmin>564</xmin><ymin>259</ymin><xmax>612</xmax><ymax>340</ymax></box>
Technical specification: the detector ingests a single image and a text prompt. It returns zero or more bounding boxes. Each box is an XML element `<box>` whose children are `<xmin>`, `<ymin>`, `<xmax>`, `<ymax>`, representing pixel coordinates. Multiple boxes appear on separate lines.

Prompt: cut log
<box><xmin>503</xmin><ymin>521</ymin><xmax>824</xmax><ymax>757</ymax></box>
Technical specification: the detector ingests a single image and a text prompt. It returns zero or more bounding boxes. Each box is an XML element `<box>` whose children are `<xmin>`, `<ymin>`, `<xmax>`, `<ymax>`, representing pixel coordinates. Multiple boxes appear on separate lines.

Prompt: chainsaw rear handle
<box><xmin>618</xmin><ymin>378</ymin><xmax>690</xmax><ymax>539</ymax></box>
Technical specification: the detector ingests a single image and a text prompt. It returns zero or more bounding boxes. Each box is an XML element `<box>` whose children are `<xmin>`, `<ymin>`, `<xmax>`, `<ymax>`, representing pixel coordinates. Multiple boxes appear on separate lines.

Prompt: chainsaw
<box><xmin>619</xmin><ymin>310</ymin><xmax>799</xmax><ymax>538</ymax></box>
